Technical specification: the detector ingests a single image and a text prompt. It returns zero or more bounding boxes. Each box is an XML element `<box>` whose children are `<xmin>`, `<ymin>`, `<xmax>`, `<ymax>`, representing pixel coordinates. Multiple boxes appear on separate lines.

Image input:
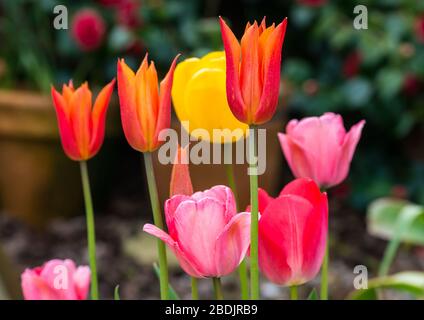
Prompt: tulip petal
<box><xmin>89</xmin><ymin>78</ymin><xmax>115</xmax><ymax>156</ymax></box>
<box><xmin>192</xmin><ymin>185</ymin><xmax>237</xmax><ymax>222</ymax></box>
<box><xmin>278</xmin><ymin>132</ymin><xmax>314</xmax><ymax>180</ymax></box>
<box><xmin>117</xmin><ymin>59</ymin><xmax>147</xmax><ymax>152</ymax></box>
<box><xmin>173</xmin><ymin>198</ymin><xmax>226</xmax><ymax>276</ymax></box>
<box><xmin>164</xmin><ymin>194</ymin><xmax>191</xmax><ymax>239</ymax></box>
<box><xmin>153</xmin><ymin>54</ymin><xmax>179</xmax><ymax>150</ymax></box>
<box><xmin>51</xmin><ymin>87</ymin><xmax>80</xmax><ymax>160</ymax></box>
<box><xmin>219</xmin><ymin>17</ymin><xmax>246</xmax><ymax>122</ymax></box>
<box><xmin>70</xmin><ymin>83</ymin><xmax>92</xmax><ymax>160</ymax></box>
<box><xmin>73</xmin><ymin>266</ymin><xmax>91</xmax><ymax>300</ymax></box>
<box><xmin>183</xmin><ymin>68</ymin><xmax>247</xmax><ymax>142</ymax></box>
<box><xmin>172</xmin><ymin>57</ymin><xmax>201</xmax><ymax>122</ymax></box>
<box><xmin>135</xmin><ymin>56</ymin><xmax>152</xmax><ymax>144</ymax></box>
<box><xmin>280</xmin><ymin>177</ymin><xmax>322</xmax><ymax>205</ymax></box>
<box><xmin>170</xmin><ymin>144</ymin><xmax>193</xmax><ymax>197</ymax></box>
<box><xmin>215</xmin><ymin>212</ymin><xmax>251</xmax><ymax>276</ymax></box>
<box><xmin>301</xmin><ymin>193</ymin><xmax>328</xmax><ymax>280</ymax></box>
<box><xmin>39</xmin><ymin>259</ymin><xmax>78</xmax><ymax>300</ymax></box>
<box><xmin>143</xmin><ymin>224</ymin><xmax>203</xmax><ymax>278</ymax></box>
<box><xmin>255</xmin><ymin>19</ymin><xmax>287</xmax><ymax>124</ymax></box>
<box><xmin>21</xmin><ymin>270</ymin><xmax>59</xmax><ymax>300</ymax></box>
<box><xmin>240</xmin><ymin>23</ymin><xmax>261</xmax><ymax>122</ymax></box>
<box><xmin>259</xmin><ymin>194</ymin><xmax>313</xmax><ymax>285</ymax></box>
<box><xmin>332</xmin><ymin>120</ymin><xmax>365</xmax><ymax>186</ymax></box>
<box><xmin>246</xmin><ymin>187</ymin><xmax>275</xmax><ymax>214</ymax></box>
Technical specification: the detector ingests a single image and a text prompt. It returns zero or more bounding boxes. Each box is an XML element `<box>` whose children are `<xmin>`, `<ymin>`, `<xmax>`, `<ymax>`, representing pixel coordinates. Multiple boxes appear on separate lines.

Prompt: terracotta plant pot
<box><xmin>0</xmin><ymin>89</ymin><xmax>121</xmax><ymax>228</ymax></box>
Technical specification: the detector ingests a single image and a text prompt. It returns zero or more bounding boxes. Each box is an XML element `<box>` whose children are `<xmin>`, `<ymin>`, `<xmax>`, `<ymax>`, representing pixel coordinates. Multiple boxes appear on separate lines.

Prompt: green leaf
<box><xmin>307</xmin><ymin>288</ymin><xmax>318</xmax><ymax>300</ymax></box>
<box><xmin>367</xmin><ymin>198</ymin><xmax>424</xmax><ymax>246</ymax></box>
<box><xmin>375</xmin><ymin>69</ymin><xmax>404</xmax><ymax>100</ymax></box>
<box><xmin>114</xmin><ymin>285</ymin><xmax>120</xmax><ymax>300</ymax></box>
<box><xmin>153</xmin><ymin>263</ymin><xmax>180</xmax><ymax>300</ymax></box>
<box><xmin>348</xmin><ymin>272</ymin><xmax>424</xmax><ymax>300</ymax></box>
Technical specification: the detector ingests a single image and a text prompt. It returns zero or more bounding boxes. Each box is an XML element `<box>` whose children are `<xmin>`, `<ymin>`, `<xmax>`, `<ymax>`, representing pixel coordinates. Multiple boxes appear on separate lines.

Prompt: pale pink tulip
<box><xmin>143</xmin><ymin>185</ymin><xmax>251</xmax><ymax>278</ymax></box>
<box><xmin>278</xmin><ymin>112</ymin><xmax>365</xmax><ymax>188</ymax></box>
<box><xmin>21</xmin><ymin>259</ymin><xmax>90</xmax><ymax>300</ymax></box>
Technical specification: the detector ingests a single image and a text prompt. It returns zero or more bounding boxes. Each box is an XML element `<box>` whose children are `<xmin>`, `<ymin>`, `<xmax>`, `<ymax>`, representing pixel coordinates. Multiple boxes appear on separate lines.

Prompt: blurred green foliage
<box><xmin>0</xmin><ymin>0</ymin><xmax>222</xmax><ymax>92</ymax></box>
<box><xmin>277</xmin><ymin>0</ymin><xmax>424</xmax><ymax>208</ymax></box>
<box><xmin>0</xmin><ymin>0</ymin><xmax>424</xmax><ymax>209</ymax></box>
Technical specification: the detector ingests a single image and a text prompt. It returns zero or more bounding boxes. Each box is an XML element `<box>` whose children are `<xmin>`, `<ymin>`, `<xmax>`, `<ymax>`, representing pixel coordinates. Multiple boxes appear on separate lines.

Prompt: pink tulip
<box><xmin>21</xmin><ymin>259</ymin><xmax>90</xmax><ymax>300</ymax></box>
<box><xmin>278</xmin><ymin>112</ymin><xmax>365</xmax><ymax>189</ymax></box>
<box><xmin>258</xmin><ymin>178</ymin><xmax>328</xmax><ymax>286</ymax></box>
<box><xmin>143</xmin><ymin>186</ymin><xmax>251</xmax><ymax>278</ymax></box>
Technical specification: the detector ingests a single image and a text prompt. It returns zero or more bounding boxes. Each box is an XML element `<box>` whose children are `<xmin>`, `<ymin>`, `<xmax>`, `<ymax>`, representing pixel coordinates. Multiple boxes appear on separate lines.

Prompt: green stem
<box><xmin>191</xmin><ymin>277</ymin><xmax>199</xmax><ymax>300</ymax></box>
<box><xmin>320</xmin><ymin>237</ymin><xmax>329</xmax><ymax>300</ymax></box>
<box><xmin>238</xmin><ymin>260</ymin><xmax>249</xmax><ymax>300</ymax></box>
<box><xmin>378</xmin><ymin>205</ymin><xmax>422</xmax><ymax>277</ymax></box>
<box><xmin>79</xmin><ymin>161</ymin><xmax>99</xmax><ymax>300</ymax></box>
<box><xmin>249</xmin><ymin>126</ymin><xmax>259</xmax><ymax>300</ymax></box>
<box><xmin>379</xmin><ymin>242</ymin><xmax>401</xmax><ymax>278</ymax></box>
<box><xmin>143</xmin><ymin>152</ymin><xmax>169</xmax><ymax>300</ymax></box>
<box><xmin>212</xmin><ymin>277</ymin><xmax>224</xmax><ymax>300</ymax></box>
<box><xmin>225</xmin><ymin>163</ymin><xmax>249</xmax><ymax>300</ymax></box>
<box><xmin>225</xmin><ymin>163</ymin><xmax>239</xmax><ymax>205</ymax></box>
<box><xmin>290</xmin><ymin>286</ymin><xmax>298</xmax><ymax>300</ymax></box>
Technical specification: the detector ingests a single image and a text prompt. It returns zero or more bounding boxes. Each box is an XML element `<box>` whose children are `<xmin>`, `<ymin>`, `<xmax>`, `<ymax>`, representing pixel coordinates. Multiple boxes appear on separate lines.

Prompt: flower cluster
<box><xmin>28</xmin><ymin>15</ymin><xmax>365</xmax><ymax>300</ymax></box>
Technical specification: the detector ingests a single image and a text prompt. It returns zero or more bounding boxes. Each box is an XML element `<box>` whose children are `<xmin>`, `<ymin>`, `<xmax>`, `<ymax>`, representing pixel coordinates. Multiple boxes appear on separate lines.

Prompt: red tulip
<box><xmin>21</xmin><ymin>259</ymin><xmax>90</xmax><ymax>300</ymax></box>
<box><xmin>279</xmin><ymin>112</ymin><xmax>365</xmax><ymax>189</ymax></box>
<box><xmin>117</xmin><ymin>54</ymin><xmax>179</xmax><ymax>152</ymax></box>
<box><xmin>258</xmin><ymin>178</ymin><xmax>328</xmax><ymax>286</ymax></box>
<box><xmin>71</xmin><ymin>9</ymin><xmax>106</xmax><ymax>51</ymax></box>
<box><xmin>219</xmin><ymin>17</ymin><xmax>287</xmax><ymax>125</ymax></box>
<box><xmin>51</xmin><ymin>79</ymin><xmax>115</xmax><ymax>161</ymax></box>
<box><xmin>143</xmin><ymin>186</ymin><xmax>251</xmax><ymax>278</ymax></box>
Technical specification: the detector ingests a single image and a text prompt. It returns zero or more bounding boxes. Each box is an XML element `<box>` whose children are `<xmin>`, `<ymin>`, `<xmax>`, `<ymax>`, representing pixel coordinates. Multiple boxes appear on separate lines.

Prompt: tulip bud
<box><xmin>21</xmin><ymin>259</ymin><xmax>90</xmax><ymax>300</ymax></box>
<box><xmin>219</xmin><ymin>17</ymin><xmax>287</xmax><ymax>125</ymax></box>
<box><xmin>278</xmin><ymin>112</ymin><xmax>365</xmax><ymax>189</ymax></box>
<box><xmin>258</xmin><ymin>178</ymin><xmax>328</xmax><ymax>286</ymax></box>
<box><xmin>117</xmin><ymin>54</ymin><xmax>179</xmax><ymax>152</ymax></box>
<box><xmin>51</xmin><ymin>79</ymin><xmax>115</xmax><ymax>161</ymax></box>
<box><xmin>169</xmin><ymin>144</ymin><xmax>193</xmax><ymax>197</ymax></box>
<box><xmin>143</xmin><ymin>185</ymin><xmax>251</xmax><ymax>278</ymax></box>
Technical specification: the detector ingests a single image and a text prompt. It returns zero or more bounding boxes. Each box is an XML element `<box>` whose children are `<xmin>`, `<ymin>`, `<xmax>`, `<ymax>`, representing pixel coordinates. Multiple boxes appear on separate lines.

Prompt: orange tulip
<box><xmin>51</xmin><ymin>79</ymin><xmax>115</xmax><ymax>161</ymax></box>
<box><xmin>219</xmin><ymin>17</ymin><xmax>287</xmax><ymax>125</ymax></box>
<box><xmin>117</xmin><ymin>54</ymin><xmax>179</xmax><ymax>153</ymax></box>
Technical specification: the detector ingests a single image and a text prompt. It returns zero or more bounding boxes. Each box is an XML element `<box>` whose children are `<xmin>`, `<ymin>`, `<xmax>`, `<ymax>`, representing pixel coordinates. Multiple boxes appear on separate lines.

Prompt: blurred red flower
<box><xmin>343</xmin><ymin>51</ymin><xmax>362</xmax><ymax>78</ymax></box>
<box><xmin>403</xmin><ymin>74</ymin><xmax>421</xmax><ymax>97</ymax></box>
<box><xmin>98</xmin><ymin>0</ymin><xmax>141</xmax><ymax>28</ymax></box>
<box><xmin>415</xmin><ymin>15</ymin><xmax>424</xmax><ymax>43</ymax></box>
<box><xmin>297</xmin><ymin>0</ymin><xmax>327</xmax><ymax>6</ymax></box>
<box><xmin>71</xmin><ymin>9</ymin><xmax>106</xmax><ymax>51</ymax></box>
<box><xmin>97</xmin><ymin>0</ymin><xmax>122</xmax><ymax>6</ymax></box>
<box><xmin>117</xmin><ymin>0</ymin><xmax>141</xmax><ymax>28</ymax></box>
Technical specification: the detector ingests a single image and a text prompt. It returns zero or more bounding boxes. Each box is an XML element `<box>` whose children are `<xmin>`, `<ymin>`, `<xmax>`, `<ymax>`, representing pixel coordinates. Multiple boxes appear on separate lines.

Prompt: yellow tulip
<box><xmin>172</xmin><ymin>51</ymin><xmax>248</xmax><ymax>143</ymax></box>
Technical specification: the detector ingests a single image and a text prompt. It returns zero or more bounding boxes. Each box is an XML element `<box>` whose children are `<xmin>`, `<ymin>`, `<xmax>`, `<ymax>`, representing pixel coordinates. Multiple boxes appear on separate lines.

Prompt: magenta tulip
<box><xmin>258</xmin><ymin>178</ymin><xmax>328</xmax><ymax>286</ymax></box>
<box><xmin>278</xmin><ymin>112</ymin><xmax>365</xmax><ymax>189</ymax></box>
<box><xmin>143</xmin><ymin>186</ymin><xmax>251</xmax><ymax>278</ymax></box>
<box><xmin>21</xmin><ymin>259</ymin><xmax>90</xmax><ymax>300</ymax></box>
